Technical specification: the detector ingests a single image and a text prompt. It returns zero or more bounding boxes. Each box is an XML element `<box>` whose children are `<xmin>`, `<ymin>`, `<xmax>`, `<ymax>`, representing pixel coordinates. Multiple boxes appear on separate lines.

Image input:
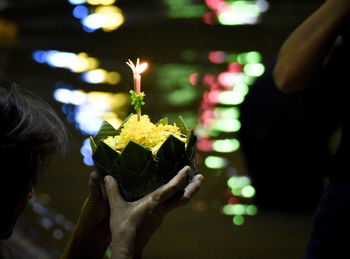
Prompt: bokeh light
<box><xmin>213</xmin><ymin>139</ymin><xmax>240</xmax><ymax>153</ymax></box>
<box><xmin>68</xmin><ymin>0</ymin><xmax>124</xmax><ymax>32</ymax></box>
<box><xmin>233</xmin><ymin>215</ymin><xmax>245</xmax><ymax>226</ymax></box>
<box><xmin>205</xmin><ymin>156</ymin><xmax>228</xmax><ymax>169</ymax></box>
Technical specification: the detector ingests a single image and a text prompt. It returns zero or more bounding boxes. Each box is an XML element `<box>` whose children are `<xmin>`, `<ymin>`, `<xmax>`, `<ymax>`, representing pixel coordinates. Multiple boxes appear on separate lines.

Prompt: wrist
<box><xmin>60</xmin><ymin>223</ymin><xmax>110</xmax><ymax>259</ymax></box>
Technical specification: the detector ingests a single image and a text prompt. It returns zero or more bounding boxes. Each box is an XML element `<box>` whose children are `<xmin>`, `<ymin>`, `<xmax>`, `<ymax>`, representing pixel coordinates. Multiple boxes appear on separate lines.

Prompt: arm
<box><xmin>105</xmin><ymin>166</ymin><xmax>203</xmax><ymax>259</ymax></box>
<box><xmin>273</xmin><ymin>0</ymin><xmax>350</xmax><ymax>92</ymax></box>
<box><xmin>60</xmin><ymin>172</ymin><xmax>111</xmax><ymax>259</ymax></box>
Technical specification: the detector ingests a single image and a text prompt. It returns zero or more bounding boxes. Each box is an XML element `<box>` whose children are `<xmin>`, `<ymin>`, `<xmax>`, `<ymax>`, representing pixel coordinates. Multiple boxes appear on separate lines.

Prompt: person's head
<box><xmin>0</xmin><ymin>79</ymin><xmax>67</xmax><ymax>239</ymax></box>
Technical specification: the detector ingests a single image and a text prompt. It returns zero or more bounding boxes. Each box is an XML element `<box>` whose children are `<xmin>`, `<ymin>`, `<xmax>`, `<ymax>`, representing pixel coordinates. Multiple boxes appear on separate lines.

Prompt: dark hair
<box><xmin>0</xmin><ymin>79</ymin><xmax>68</xmax><ymax>195</ymax></box>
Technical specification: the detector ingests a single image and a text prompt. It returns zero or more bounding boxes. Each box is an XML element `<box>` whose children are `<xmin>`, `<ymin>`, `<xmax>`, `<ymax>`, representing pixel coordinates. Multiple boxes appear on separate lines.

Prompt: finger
<box><xmin>104</xmin><ymin>175</ymin><xmax>126</xmax><ymax>209</ymax></box>
<box><xmin>165</xmin><ymin>174</ymin><xmax>203</xmax><ymax>211</ymax></box>
<box><xmin>153</xmin><ymin>166</ymin><xmax>190</xmax><ymax>203</ymax></box>
<box><xmin>89</xmin><ymin>171</ymin><xmax>103</xmax><ymax>200</ymax></box>
<box><xmin>183</xmin><ymin>174</ymin><xmax>203</xmax><ymax>200</ymax></box>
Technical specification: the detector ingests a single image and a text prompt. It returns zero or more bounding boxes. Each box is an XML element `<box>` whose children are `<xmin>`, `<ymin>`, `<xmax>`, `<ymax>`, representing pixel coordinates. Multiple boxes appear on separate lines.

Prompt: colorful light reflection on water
<box><xmin>163</xmin><ymin>0</ymin><xmax>269</xmax><ymax>26</ymax></box>
<box><xmin>27</xmin><ymin>1</ymin><xmax>270</xmax><ymax>237</ymax></box>
<box><xmin>68</xmin><ymin>0</ymin><xmax>124</xmax><ymax>32</ymax></box>
<box><xmin>193</xmin><ymin>47</ymin><xmax>265</xmax><ymax>225</ymax></box>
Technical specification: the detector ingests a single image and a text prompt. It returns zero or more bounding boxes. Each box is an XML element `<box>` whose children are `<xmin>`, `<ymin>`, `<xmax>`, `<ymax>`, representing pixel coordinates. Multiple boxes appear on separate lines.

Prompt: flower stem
<box><xmin>130</xmin><ymin>90</ymin><xmax>145</xmax><ymax>121</ymax></box>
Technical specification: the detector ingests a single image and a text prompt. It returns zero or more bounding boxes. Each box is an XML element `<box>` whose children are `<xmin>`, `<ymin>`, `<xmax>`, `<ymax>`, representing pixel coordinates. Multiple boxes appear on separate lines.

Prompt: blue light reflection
<box><xmin>73</xmin><ymin>5</ymin><xmax>89</xmax><ymax>19</ymax></box>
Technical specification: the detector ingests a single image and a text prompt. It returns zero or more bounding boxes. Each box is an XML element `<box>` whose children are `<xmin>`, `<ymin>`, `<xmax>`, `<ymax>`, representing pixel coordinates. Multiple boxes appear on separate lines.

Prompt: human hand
<box><xmin>104</xmin><ymin>166</ymin><xmax>203</xmax><ymax>259</ymax></box>
<box><xmin>77</xmin><ymin>171</ymin><xmax>111</xmax><ymax>242</ymax></box>
<box><xmin>60</xmin><ymin>171</ymin><xmax>110</xmax><ymax>259</ymax></box>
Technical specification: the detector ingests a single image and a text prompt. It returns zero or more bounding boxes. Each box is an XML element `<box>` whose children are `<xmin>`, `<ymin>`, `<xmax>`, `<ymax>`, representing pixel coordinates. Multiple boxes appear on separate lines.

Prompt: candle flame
<box><xmin>126</xmin><ymin>58</ymin><xmax>148</xmax><ymax>75</ymax></box>
<box><xmin>136</xmin><ymin>62</ymin><xmax>148</xmax><ymax>74</ymax></box>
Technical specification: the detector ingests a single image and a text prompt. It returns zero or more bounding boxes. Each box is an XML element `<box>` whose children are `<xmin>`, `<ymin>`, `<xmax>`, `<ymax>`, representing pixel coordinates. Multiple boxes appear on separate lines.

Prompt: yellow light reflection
<box><xmin>87</xmin><ymin>92</ymin><xmax>130</xmax><ymax>123</ymax></box>
<box><xmin>84</xmin><ymin>69</ymin><xmax>108</xmax><ymax>83</ymax></box>
<box><xmin>87</xmin><ymin>92</ymin><xmax>129</xmax><ymax>110</ymax></box>
<box><xmin>102</xmin><ymin>112</ymin><xmax>122</xmax><ymax>129</ymax></box>
<box><xmin>69</xmin><ymin>52</ymin><xmax>99</xmax><ymax>73</ymax></box>
<box><xmin>88</xmin><ymin>57</ymin><xmax>99</xmax><ymax>70</ymax></box>
<box><xmin>100</xmin><ymin>0</ymin><xmax>116</xmax><ymax>5</ymax></box>
<box><xmin>87</xmin><ymin>0</ymin><xmax>100</xmax><ymax>5</ymax></box>
<box><xmin>87</xmin><ymin>0</ymin><xmax>116</xmax><ymax>5</ymax></box>
<box><xmin>106</xmin><ymin>72</ymin><xmax>121</xmax><ymax>85</ymax></box>
<box><xmin>95</xmin><ymin>5</ymin><xmax>124</xmax><ymax>31</ymax></box>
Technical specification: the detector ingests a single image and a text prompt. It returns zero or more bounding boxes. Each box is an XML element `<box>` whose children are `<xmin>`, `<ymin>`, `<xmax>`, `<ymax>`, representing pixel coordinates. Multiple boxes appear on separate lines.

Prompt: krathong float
<box><xmin>90</xmin><ymin>59</ymin><xmax>198</xmax><ymax>201</ymax></box>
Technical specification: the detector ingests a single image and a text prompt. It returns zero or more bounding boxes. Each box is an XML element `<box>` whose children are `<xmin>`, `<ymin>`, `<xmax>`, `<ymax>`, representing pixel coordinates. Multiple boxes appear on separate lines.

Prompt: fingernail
<box><xmin>183</xmin><ymin>168</ymin><xmax>190</xmax><ymax>176</ymax></box>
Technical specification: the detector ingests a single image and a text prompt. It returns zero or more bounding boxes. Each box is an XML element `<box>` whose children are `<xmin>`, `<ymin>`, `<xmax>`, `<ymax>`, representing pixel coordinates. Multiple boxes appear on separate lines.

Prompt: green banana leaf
<box><xmin>155</xmin><ymin>117</ymin><xmax>168</xmax><ymax>126</ymax></box>
<box><xmin>91</xmin><ymin>114</ymin><xmax>198</xmax><ymax>202</ymax></box>
<box><xmin>176</xmin><ymin>115</ymin><xmax>190</xmax><ymax>136</ymax></box>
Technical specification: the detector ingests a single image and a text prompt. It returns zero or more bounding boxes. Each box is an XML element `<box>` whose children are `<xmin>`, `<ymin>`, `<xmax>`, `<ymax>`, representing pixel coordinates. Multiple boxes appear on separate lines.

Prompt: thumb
<box><xmin>104</xmin><ymin>175</ymin><xmax>125</xmax><ymax>210</ymax></box>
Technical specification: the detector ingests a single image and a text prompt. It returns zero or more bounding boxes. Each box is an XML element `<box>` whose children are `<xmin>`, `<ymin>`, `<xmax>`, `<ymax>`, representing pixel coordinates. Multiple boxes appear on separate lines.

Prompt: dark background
<box><xmin>1</xmin><ymin>0</ymin><xmax>337</xmax><ymax>258</ymax></box>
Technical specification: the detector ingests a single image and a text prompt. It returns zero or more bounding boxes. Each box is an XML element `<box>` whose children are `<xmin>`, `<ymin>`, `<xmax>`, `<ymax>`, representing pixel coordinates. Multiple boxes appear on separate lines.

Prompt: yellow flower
<box><xmin>103</xmin><ymin>114</ymin><xmax>187</xmax><ymax>155</ymax></box>
<box><xmin>104</xmin><ymin>136</ymin><xmax>118</xmax><ymax>149</ymax></box>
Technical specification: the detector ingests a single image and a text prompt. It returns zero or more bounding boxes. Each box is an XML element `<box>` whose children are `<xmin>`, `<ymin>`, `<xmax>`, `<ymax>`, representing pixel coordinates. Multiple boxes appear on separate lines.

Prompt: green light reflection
<box><xmin>246</xmin><ymin>205</ymin><xmax>258</xmax><ymax>216</ymax></box>
<box><xmin>209</xmin><ymin>130</ymin><xmax>221</xmax><ymax>137</ymax></box>
<box><xmin>168</xmin><ymin>87</ymin><xmax>198</xmax><ymax>106</ymax></box>
<box><xmin>163</xmin><ymin>0</ymin><xmax>207</xmax><ymax>18</ymax></box>
<box><xmin>156</xmin><ymin>64</ymin><xmax>199</xmax><ymax>90</ymax></box>
<box><xmin>205</xmin><ymin>156</ymin><xmax>227</xmax><ymax>169</ymax></box>
<box><xmin>156</xmin><ymin>64</ymin><xmax>200</xmax><ymax>106</ymax></box>
<box><xmin>223</xmin><ymin>204</ymin><xmax>245</xmax><ymax>215</ymax></box>
<box><xmin>226</xmin><ymin>53</ymin><xmax>238</xmax><ymax>62</ymax></box>
<box><xmin>214</xmin><ymin>107</ymin><xmax>240</xmax><ymax>119</ymax></box>
<box><xmin>241</xmin><ymin>185</ymin><xmax>256</xmax><ymax>198</ymax></box>
<box><xmin>219</xmin><ymin>91</ymin><xmax>245</xmax><ymax>105</ymax></box>
<box><xmin>237</xmin><ymin>51</ymin><xmax>262</xmax><ymax>64</ymax></box>
<box><xmin>244</xmin><ymin>63</ymin><xmax>265</xmax><ymax>77</ymax></box>
<box><xmin>244</xmin><ymin>75</ymin><xmax>257</xmax><ymax>85</ymax></box>
<box><xmin>218</xmin><ymin>1</ymin><xmax>260</xmax><ymax>26</ymax></box>
<box><xmin>233</xmin><ymin>215</ymin><xmax>245</xmax><ymax>226</ymax></box>
<box><xmin>213</xmin><ymin>119</ymin><xmax>241</xmax><ymax>132</ymax></box>
<box><xmin>233</xmin><ymin>82</ymin><xmax>249</xmax><ymax>96</ymax></box>
<box><xmin>167</xmin><ymin>5</ymin><xmax>207</xmax><ymax>18</ymax></box>
<box><xmin>213</xmin><ymin>138</ymin><xmax>240</xmax><ymax>153</ymax></box>
<box><xmin>231</xmin><ymin>188</ymin><xmax>241</xmax><ymax>196</ymax></box>
<box><xmin>227</xmin><ymin>176</ymin><xmax>251</xmax><ymax>188</ymax></box>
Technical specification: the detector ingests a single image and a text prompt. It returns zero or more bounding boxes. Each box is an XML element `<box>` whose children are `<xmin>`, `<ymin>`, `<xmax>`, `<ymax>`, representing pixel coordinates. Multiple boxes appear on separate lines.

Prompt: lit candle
<box><xmin>126</xmin><ymin>58</ymin><xmax>148</xmax><ymax>121</ymax></box>
<box><xmin>126</xmin><ymin>58</ymin><xmax>148</xmax><ymax>94</ymax></box>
